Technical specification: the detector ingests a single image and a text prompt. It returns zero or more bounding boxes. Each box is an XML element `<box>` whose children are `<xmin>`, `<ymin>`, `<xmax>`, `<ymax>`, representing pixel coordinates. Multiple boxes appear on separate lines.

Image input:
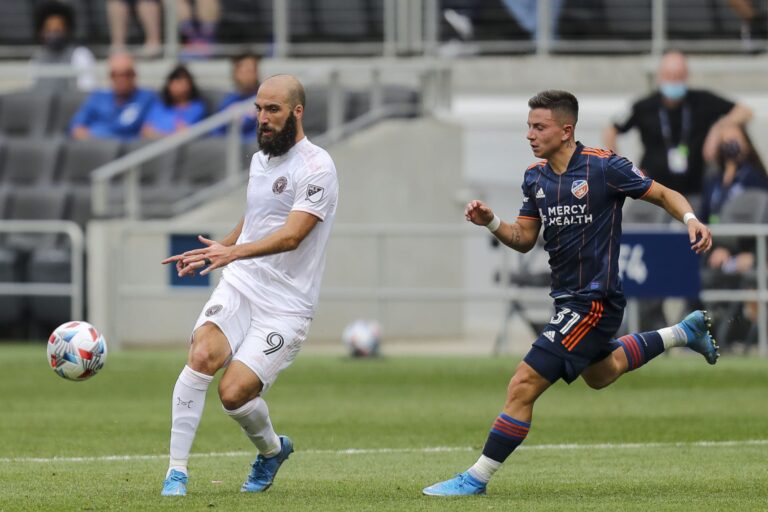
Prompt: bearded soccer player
<box><xmin>423</xmin><ymin>90</ymin><xmax>719</xmax><ymax>496</ymax></box>
<box><xmin>159</xmin><ymin>75</ymin><xmax>339</xmax><ymax>496</ymax></box>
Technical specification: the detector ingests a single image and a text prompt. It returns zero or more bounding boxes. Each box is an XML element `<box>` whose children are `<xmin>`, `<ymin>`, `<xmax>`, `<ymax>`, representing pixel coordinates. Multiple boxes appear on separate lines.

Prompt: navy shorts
<box><xmin>523</xmin><ymin>297</ymin><xmax>625</xmax><ymax>384</ymax></box>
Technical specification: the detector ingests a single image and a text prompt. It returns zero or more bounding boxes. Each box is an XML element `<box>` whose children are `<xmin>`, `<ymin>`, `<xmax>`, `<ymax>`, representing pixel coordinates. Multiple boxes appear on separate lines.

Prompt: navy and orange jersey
<box><xmin>518</xmin><ymin>142</ymin><xmax>654</xmax><ymax>301</ymax></box>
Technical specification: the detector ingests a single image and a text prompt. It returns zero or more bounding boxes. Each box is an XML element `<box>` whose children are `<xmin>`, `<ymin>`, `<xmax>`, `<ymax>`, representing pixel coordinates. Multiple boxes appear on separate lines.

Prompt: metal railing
<box><xmin>103</xmin><ymin>221</ymin><xmax>768</xmax><ymax>355</ymax></box>
<box><xmin>0</xmin><ymin>220</ymin><xmax>85</xmax><ymax>321</ymax></box>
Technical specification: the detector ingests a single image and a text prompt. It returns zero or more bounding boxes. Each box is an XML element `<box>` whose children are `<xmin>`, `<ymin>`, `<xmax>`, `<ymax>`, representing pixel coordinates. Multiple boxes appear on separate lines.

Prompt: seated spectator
<box><xmin>107</xmin><ymin>0</ymin><xmax>162</xmax><ymax>58</ymax></box>
<box><xmin>702</xmin><ymin>125</ymin><xmax>768</xmax><ymax>349</ymax></box>
<box><xmin>141</xmin><ymin>64</ymin><xmax>206</xmax><ymax>139</ymax></box>
<box><xmin>700</xmin><ymin>125</ymin><xmax>768</xmax><ymax>224</ymax></box>
<box><xmin>69</xmin><ymin>52</ymin><xmax>156</xmax><ymax>141</ymax></box>
<box><xmin>178</xmin><ymin>0</ymin><xmax>220</xmax><ymax>58</ymax></box>
<box><xmin>30</xmin><ymin>1</ymin><xmax>97</xmax><ymax>92</ymax></box>
<box><xmin>214</xmin><ymin>52</ymin><xmax>260</xmax><ymax>139</ymax></box>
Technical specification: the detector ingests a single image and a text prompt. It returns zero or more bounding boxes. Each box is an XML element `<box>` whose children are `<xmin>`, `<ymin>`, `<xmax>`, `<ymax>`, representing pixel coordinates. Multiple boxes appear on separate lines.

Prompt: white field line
<box><xmin>2</xmin><ymin>439</ymin><xmax>767</xmax><ymax>464</ymax></box>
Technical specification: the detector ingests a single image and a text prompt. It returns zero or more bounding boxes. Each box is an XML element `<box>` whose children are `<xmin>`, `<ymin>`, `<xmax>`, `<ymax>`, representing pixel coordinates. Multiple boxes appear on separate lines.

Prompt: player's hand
<box><xmin>161</xmin><ymin>253</ymin><xmax>199</xmax><ymax>277</ymax></box>
<box><xmin>465</xmin><ymin>200</ymin><xmax>495</xmax><ymax>226</ymax></box>
<box><xmin>180</xmin><ymin>235</ymin><xmax>236</xmax><ymax>276</ymax></box>
<box><xmin>687</xmin><ymin>219</ymin><xmax>712</xmax><ymax>254</ymax></box>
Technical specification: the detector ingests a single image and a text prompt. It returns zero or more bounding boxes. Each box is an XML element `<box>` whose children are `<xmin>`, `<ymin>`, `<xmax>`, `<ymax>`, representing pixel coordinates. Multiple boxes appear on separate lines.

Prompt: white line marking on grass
<box><xmin>3</xmin><ymin>439</ymin><xmax>767</xmax><ymax>464</ymax></box>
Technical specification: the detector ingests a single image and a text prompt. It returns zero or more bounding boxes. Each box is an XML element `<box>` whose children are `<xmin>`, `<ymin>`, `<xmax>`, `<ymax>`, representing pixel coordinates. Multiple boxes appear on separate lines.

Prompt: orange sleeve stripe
<box><xmin>517</xmin><ymin>215</ymin><xmax>540</xmax><ymax>221</ymax></box>
<box><xmin>639</xmin><ymin>180</ymin><xmax>656</xmax><ymax>199</ymax></box>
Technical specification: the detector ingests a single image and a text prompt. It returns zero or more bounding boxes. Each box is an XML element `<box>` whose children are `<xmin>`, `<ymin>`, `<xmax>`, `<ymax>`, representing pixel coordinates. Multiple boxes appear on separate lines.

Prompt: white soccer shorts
<box><xmin>193</xmin><ymin>279</ymin><xmax>311</xmax><ymax>392</ymax></box>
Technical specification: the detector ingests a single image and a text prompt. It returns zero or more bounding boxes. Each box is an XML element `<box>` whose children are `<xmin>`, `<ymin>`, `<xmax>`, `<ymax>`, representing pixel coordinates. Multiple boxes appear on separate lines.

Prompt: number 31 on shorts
<box><xmin>550</xmin><ymin>307</ymin><xmax>581</xmax><ymax>335</ymax></box>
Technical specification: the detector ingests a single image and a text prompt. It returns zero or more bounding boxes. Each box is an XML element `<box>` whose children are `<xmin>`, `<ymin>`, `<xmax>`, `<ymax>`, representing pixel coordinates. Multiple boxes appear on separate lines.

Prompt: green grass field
<box><xmin>1</xmin><ymin>344</ymin><xmax>767</xmax><ymax>511</ymax></box>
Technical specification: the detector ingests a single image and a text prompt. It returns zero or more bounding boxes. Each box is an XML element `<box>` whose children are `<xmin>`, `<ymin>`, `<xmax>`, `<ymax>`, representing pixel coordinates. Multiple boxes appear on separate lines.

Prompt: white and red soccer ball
<box><xmin>342</xmin><ymin>319</ymin><xmax>381</xmax><ymax>357</ymax></box>
<box><xmin>47</xmin><ymin>321</ymin><xmax>107</xmax><ymax>381</ymax></box>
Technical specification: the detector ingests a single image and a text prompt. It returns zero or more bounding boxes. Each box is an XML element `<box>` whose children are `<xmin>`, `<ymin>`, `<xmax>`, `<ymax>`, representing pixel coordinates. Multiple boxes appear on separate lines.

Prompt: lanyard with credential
<box><xmin>658</xmin><ymin>103</ymin><xmax>691</xmax><ymax>149</ymax></box>
<box><xmin>658</xmin><ymin>103</ymin><xmax>691</xmax><ymax>174</ymax></box>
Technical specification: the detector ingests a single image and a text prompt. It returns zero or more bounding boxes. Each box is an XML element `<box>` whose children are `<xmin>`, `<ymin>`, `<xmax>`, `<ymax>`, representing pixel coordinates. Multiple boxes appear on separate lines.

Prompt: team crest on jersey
<box><xmin>571</xmin><ymin>180</ymin><xmax>589</xmax><ymax>199</ymax></box>
<box><xmin>307</xmin><ymin>184</ymin><xmax>325</xmax><ymax>203</ymax></box>
<box><xmin>272</xmin><ymin>176</ymin><xmax>288</xmax><ymax>194</ymax></box>
<box><xmin>631</xmin><ymin>165</ymin><xmax>646</xmax><ymax>178</ymax></box>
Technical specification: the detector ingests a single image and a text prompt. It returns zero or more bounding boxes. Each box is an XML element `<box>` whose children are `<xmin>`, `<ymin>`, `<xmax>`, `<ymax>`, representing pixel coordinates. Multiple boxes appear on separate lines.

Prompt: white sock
<box><xmin>467</xmin><ymin>455</ymin><xmax>501</xmax><ymax>484</ymax></box>
<box><xmin>658</xmin><ymin>325</ymin><xmax>687</xmax><ymax>349</ymax></box>
<box><xmin>224</xmin><ymin>397</ymin><xmax>281</xmax><ymax>457</ymax></box>
<box><xmin>168</xmin><ymin>365</ymin><xmax>213</xmax><ymax>475</ymax></box>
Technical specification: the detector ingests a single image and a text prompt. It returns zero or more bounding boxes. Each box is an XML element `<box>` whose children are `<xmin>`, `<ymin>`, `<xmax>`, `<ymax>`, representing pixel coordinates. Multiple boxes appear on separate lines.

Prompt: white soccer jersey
<box><xmin>222</xmin><ymin>137</ymin><xmax>338</xmax><ymax>317</ymax></box>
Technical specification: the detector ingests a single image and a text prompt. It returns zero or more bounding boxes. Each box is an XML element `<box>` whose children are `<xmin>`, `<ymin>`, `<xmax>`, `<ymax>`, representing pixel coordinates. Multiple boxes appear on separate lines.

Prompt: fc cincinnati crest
<box><xmin>306</xmin><ymin>184</ymin><xmax>325</xmax><ymax>203</ymax></box>
<box><xmin>571</xmin><ymin>180</ymin><xmax>589</xmax><ymax>199</ymax></box>
<box><xmin>272</xmin><ymin>176</ymin><xmax>288</xmax><ymax>194</ymax></box>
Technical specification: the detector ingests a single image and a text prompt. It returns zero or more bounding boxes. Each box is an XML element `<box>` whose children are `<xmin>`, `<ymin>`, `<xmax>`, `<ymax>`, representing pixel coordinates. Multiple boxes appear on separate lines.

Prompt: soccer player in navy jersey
<box><xmin>423</xmin><ymin>90</ymin><xmax>719</xmax><ymax>497</ymax></box>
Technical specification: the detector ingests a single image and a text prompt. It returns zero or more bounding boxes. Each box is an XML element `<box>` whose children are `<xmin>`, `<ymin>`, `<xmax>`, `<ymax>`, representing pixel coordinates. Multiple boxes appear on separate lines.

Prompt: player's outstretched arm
<box><xmin>641</xmin><ymin>182</ymin><xmax>713</xmax><ymax>254</ymax></box>
<box><xmin>160</xmin><ymin>217</ymin><xmax>245</xmax><ymax>277</ymax></box>
<box><xmin>465</xmin><ymin>200</ymin><xmax>541</xmax><ymax>253</ymax></box>
<box><xmin>176</xmin><ymin>211</ymin><xmax>320</xmax><ymax>276</ymax></box>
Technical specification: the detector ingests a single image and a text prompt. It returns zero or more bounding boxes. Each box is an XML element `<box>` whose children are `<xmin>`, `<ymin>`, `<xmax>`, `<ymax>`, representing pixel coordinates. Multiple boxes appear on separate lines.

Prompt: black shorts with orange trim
<box><xmin>523</xmin><ymin>296</ymin><xmax>625</xmax><ymax>384</ymax></box>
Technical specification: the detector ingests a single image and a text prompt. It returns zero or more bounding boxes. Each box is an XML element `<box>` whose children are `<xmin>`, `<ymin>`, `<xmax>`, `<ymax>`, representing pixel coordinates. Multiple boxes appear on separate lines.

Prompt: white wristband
<box><xmin>683</xmin><ymin>212</ymin><xmax>697</xmax><ymax>225</ymax></box>
<box><xmin>486</xmin><ymin>214</ymin><xmax>501</xmax><ymax>232</ymax></box>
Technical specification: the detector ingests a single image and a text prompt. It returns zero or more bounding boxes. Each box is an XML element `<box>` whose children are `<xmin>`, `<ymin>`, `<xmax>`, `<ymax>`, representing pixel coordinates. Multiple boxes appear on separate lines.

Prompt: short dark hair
<box><xmin>161</xmin><ymin>64</ymin><xmax>202</xmax><ymax>106</ymax></box>
<box><xmin>528</xmin><ymin>90</ymin><xmax>579</xmax><ymax>125</ymax></box>
<box><xmin>232</xmin><ymin>51</ymin><xmax>261</xmax><ymax>67</ymax></box>
<box><xmin>35</xmin><ymin>1</ymin><xmax>75</xmax><ymax>35</ymax></box>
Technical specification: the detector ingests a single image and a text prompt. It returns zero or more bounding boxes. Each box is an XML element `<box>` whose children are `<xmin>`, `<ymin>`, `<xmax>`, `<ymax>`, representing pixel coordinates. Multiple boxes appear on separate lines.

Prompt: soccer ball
<box><xmin>47</xmin><ymin>321</ymin><xmax>107</xmax><ymax>381</ymax></box>
<box><xmin>342</xmin><ymin>319</ymin><xmax>381</xmax><ymax>357</ymax></box>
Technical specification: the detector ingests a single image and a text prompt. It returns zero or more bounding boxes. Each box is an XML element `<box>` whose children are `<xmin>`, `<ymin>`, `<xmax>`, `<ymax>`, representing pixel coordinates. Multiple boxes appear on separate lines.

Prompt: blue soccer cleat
<box><xmin>161</xmin><ymin>469</ymin><xmax>188</xmax><ymax>496</ymax></box>
<box><xmin>679</xmin><ymin>310</ymin><xmax>720</xmax><ymax>365</ymax></box>
<box><xmin>241</xmin><ymin>435</ymin><xmax>294</xmax><ymax>493</ymax></box>
<box><xmin>422</xmin><ymin>471</ymin><xmax>487</xmax><ymax>496</ymax></box>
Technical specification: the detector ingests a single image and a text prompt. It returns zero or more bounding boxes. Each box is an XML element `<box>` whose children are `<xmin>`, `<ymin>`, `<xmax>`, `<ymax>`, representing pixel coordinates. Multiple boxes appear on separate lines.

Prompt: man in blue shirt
<box><xmin>70</xmin><ymin>52</ymin><xmax>156</xmax><ymax>141</ymax></box>
<box><xmin>423</xmin><ymin>90</ymin><xmax>720</xmax><ymax>497</ymax></box>
<box><xmin>214</xmin><ymin>52</ymin><xmax>260</xmax><ymax>140</ymax></box>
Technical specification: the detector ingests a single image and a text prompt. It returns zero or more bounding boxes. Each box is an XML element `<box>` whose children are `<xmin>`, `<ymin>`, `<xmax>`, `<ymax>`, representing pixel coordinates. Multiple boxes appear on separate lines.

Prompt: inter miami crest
<box><xmin>306</xmin><ymin>184</ymin><xmax>325</xmax><ymax>203</ymax></box>
<box><xmin>272</xmin><ymin>176</ymin><xmax>288</xmax><ymax>194</ymax></box>
<box><xmin>571</xmin><ymin>180</ymin><xmax>589</xmax><ymax>199</ymax></box>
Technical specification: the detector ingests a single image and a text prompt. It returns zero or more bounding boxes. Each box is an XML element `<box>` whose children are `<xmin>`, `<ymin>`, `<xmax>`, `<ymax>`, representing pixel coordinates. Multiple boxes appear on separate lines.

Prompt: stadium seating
<box><xmin>0</xmin><ymin>91</ymin><xmax>54</xmax><ymax>138</ymax></box>
<box><xmin>1</xmin><ymin>137</ymin><xmax>61</xmax><ymax>187</ymax></box>
<box><xmin>4</xmin><ymin>187</ymin><xmax>68</xmax><ymax>252</ymax></box>
<box><xmin>27</xmin><ymin>246</ymin><xmax>72</xmax><ymax>335</ymax></box>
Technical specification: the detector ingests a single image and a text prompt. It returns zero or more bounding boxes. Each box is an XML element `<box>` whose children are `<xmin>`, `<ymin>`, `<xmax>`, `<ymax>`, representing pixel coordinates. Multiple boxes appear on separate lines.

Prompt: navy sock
<box><xmin>481</xmin><ymin>413</ymin><xmax>530</xmax><ymax>463</ymax></box>
<box><xmin>616</xmin><ymin>331</ymin><xmax>665</xmax><ymax>371</ymax></box>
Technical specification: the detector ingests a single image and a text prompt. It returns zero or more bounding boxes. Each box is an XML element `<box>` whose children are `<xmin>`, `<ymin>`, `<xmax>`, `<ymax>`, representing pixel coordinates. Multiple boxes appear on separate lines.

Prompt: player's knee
<box><xmin>218</xmin><ymin>381</ymin><xmax>250</xmax><ymax>410</ymax></box>
<box><xmin>187</xmin><ymin>344</ymin><xmax>218</xmax><ymax>373</ymax></box>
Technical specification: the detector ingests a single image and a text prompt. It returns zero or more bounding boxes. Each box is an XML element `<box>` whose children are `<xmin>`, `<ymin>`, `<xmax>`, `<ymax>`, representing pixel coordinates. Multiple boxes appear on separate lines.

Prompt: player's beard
<box><xmin>259</xmin><ymin>112</ymin><xmax>298</xmax><ymax>157</ymax></box>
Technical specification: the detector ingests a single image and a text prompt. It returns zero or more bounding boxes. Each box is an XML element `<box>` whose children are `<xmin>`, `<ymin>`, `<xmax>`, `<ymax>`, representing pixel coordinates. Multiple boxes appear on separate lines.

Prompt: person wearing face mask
<box><xmin>701</xmin><ymin>125</ymin><xmax>768</xmax><ymax>351</ymax></box>
<box><xmin>29</xmin><ymin>1</ymin><xmax>97</xmax><ymax>92</ymax></box>
<box><xmin>604</xmin><ymin>50</ymin><xmax>753</xmax><ymax>199</ymax></box>
<box><xmin>700</xmin><ymin>125</ymin><xmax>768</xmax><ymax>225</ymax></box>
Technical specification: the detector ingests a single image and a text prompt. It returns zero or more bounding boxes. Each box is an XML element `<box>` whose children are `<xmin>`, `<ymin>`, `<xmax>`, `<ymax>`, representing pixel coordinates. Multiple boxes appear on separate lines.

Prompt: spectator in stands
<box><xmin>604</xmin><ymin>50</ymin><xmax>753</xmax><ymax>199</ymax></box>
<box><xmin>141</xmin><ymin>64</ymin><xmax>206</xmax><ymax>139</ymax></box>
<box><xmin>30</xmin><ymin>1</ymin><xmax>97</xmax><ymax>92</ymax></box>
<box><xmin>214</xmin><ymin>52</ymin><xmax>261</xmax><ymax>140</ymax></box>
<box><xmin>107</xmin><ymin>0</ymin><xmax>163</xmax><ymax>58</ymax></box>
<box><xmin>703</xmin><ymin>124</ymin><xmax>768</xmax><ymax>351</ymax></box>
<box><xmin>178</xmin><ymin>0</ymin><xmax>220</xmax><ymax>58</ymax></box>
<box><xmin>69</xmin><ymin>52</ymin><xmax>156</xmax><ymax>141</ymax></box>
<box><xmin>700</xmin><ymin>124</ymin><xmax>768</xmax><ymax>224</ymax></box>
